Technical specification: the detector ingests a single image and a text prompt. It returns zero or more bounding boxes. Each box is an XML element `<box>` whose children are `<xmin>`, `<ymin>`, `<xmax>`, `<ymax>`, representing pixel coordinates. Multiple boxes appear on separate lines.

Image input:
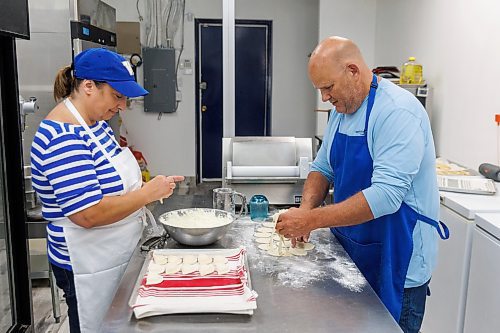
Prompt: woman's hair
<box><xmin>53</xmin><ymin>65</ymin><xmax>104</xmax><ymax>102</ymax></box>
<box><xmin>53</xmin><ymin>65</ymin><xmax>75</xmax><ymax>101</ymax></box>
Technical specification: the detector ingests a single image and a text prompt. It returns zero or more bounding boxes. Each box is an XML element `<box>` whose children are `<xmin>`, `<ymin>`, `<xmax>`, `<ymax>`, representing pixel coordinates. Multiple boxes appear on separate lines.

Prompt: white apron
<box><xmin>53</xmin><ymin>99</ymin><xmax>153</xmax><ymax>333</ymax></box>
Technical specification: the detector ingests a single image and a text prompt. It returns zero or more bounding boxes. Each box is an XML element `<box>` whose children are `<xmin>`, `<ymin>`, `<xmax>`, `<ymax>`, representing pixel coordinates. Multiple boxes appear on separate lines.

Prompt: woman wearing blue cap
<box><xmin>31</xmin><ymin>48</ymin><xmax>184</xmax><ymax>333</ymax></box>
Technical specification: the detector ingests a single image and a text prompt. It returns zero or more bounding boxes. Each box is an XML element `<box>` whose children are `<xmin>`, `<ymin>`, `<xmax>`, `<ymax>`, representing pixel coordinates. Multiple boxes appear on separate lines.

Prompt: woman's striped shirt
<box><xmin>31</xmin><ymin>119</ymin><xmax>124</xmax><ymax>271</ymax></box>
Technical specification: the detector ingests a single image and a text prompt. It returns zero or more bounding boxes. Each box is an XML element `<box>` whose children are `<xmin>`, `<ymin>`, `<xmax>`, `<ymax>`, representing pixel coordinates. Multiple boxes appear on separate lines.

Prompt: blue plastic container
<box><xmin>249</xmin><ymin>195</ymin><xmax>269</xmax><ymax>221</ymax></box>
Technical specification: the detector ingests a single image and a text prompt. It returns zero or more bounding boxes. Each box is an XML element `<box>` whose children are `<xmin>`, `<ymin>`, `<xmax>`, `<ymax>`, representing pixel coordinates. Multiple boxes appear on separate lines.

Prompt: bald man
<box><xmin>276</xmin><ymin>37</ymin><xmax>448</xmax><ymax>333</ymax></box>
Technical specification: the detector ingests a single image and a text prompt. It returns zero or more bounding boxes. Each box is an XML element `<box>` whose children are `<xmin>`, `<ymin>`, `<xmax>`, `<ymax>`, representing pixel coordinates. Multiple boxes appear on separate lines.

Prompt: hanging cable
<box><xmin>173</xmin><ymin>0</ymin><xmax>185</xmax><ymax>112</ymax></box>
<box><xmin>136</xmin><ymin>0</ymin><xmax>143</xmax><ymax>21</ymax></box>
<box><xmin>165</xmin><ymin>0</ymin><xmax>174</xmax><ymax>43</ymax></box>
<box><xmin>174</xmin><ymin>0</ymin><xmax>185</xmax><ymax>92</ymax></box>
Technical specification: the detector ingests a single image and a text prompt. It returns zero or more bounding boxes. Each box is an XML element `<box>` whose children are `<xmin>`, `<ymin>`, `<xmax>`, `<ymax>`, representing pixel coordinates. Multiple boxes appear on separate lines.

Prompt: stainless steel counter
<box><xmin>101</xmin><ymin>217</ymin><xmax>402</xmax><ymax>332</ymax></box>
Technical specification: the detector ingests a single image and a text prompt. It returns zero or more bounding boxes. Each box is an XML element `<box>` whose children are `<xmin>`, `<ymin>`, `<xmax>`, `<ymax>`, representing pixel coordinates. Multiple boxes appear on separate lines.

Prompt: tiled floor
<box><xmin>32</xmin><ymin>182</ymin><xmax>220</xmax><ymax>332</ymax></box>
<box><xmin>31</xmin><ymin>279</ymin><xmax>69</xmax><ymax>333</ymax></box>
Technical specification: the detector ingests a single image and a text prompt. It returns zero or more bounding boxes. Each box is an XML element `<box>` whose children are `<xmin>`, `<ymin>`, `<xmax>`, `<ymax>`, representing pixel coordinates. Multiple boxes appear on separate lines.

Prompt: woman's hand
<box><xmin>142</xmin><ymin>175</ymin><xmax>185</xmax><ymax>203</ymax></box>
<box><xmin>69</xmin><ymin>175</ymin><xmax>185</xmax><ymax>228</ymax></box>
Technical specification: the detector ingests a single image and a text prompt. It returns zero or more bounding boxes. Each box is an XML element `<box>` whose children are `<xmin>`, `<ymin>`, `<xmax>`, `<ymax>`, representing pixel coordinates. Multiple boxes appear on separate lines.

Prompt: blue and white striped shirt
<box><xmin>31</xmin><ymin>119</ymin><xmax>124</xmax><ymax>270</ymax></box>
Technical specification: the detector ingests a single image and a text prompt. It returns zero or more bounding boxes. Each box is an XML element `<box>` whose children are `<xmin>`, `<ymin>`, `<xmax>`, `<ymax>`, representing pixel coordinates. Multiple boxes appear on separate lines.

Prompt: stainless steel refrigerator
<box><xmin>0</xmin><ymin>0</ymin><xmax>34</xmax><ymax>331</ymax></box>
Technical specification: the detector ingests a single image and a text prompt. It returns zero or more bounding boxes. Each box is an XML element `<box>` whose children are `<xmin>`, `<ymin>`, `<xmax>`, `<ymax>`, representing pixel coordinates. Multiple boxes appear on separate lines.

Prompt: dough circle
<box><xmin>296</xmin><ymin>242</ymin><xmax>315</xmax><ymax>251</ymax></box>
<box><xmin>258</xmin><ymin>243</ymin><xmax>271</xmax><ymax>251</ymax></box>
<box><xmin>288</xmin><ymin>247</ymin><xmax>307</xmax><ymax>256</ymax></box>
<box><xmin>255</xmin><ymin>237</ymin><xmax>272</xmax><ymax>244</ymax></box>
<box><xmin>198</xmin><ymin>254</ymin><xmax>213</xmax><ymax>264</ymax></box>
<box><xmin>213</xmin><ymin>255</ymin><xmax>229</xmax><ymax>264</ymax></box>
<box><xmin>148</xmin><ymin>262</ymin><xmax>165</xmax><ymax>274</ymax></box>
<box><xmin>146</xmin><ymin>274</ymin><xmax>163</xmax><ymax>285</ymax></box>
<box><xmin>256</xmin><ymin>227</ymin><xmax>274</xmax><ymax>233</ymax></box>
<box><xmin>167</xmin><ymin>255</ymin><xmax>182</xmax><ymax>265</ymax></box>
<box><xmin>262</xmin><ymin>222</ymin><xmax>275</xmax><ymax>228</ymax></box>
<box><xmin>152</xmin><ymin>253</ymin><xmax>168</xmax><ymax>265</ymax></box>
<box><xmin>183</xmin><ymin>255</ymin><xmax>198</xmax><ymax>265</ymax></box>
<box><xmin>199</xmin><ymin>263</ymin><xmax>215</xmax><ymax>276</ymax></box>
<box><xmin>267</xmin><ymin>247</ymin><xmax>291</xmax><ymax>257</ymax></box>
<box><xmin>181</xmin><ymin>263</ymin><xmax>199</xmax><ymax>275</ymax></box>
<box><xmin>165</xmin><ymin>263</ymin><xmax>181</xmax><ymax>274</ymax></box>
<box><xmin>215</xmin><ymin>263</ymin><xmax>230</xmax><ymax>274</ymax></box>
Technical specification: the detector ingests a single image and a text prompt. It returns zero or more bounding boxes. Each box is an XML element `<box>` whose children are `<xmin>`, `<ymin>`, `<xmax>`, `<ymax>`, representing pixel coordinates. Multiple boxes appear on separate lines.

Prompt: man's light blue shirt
<box><xmin>312</xmin><ymin>78</ymin><xmax>439</xmax><ymax>288</ymax></box>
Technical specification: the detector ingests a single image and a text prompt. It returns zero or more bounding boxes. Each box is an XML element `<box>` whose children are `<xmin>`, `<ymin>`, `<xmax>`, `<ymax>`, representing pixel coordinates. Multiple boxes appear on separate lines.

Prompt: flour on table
<box><xmin>228</xmin><ymin>218</ymin><xmax>367</xmax><ymax>291</ymax></box>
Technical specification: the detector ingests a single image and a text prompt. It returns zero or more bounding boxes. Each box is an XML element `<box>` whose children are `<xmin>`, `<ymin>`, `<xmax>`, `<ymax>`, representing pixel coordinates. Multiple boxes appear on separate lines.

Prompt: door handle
<box><xmin>200</xmin><ymin>82</ymin><xmax>207</xmax><ymax>90</ymax></box>
<box><xmin>202</xmin><ymin>105</ymin><xmax>207</xmax><ymax>112</ymax></box>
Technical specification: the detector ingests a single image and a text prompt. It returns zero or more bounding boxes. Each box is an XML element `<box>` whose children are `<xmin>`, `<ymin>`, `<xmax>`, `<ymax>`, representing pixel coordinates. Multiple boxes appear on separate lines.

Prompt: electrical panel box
<box><xmin>143</xmin><ymin>47</ymin><xmax>176</xmax><ymax>113</ymax></box>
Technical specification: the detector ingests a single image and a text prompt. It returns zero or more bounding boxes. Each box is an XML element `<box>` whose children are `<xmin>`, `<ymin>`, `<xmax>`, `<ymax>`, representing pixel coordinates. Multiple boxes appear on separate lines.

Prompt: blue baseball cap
<box><xmin>73</xmin><ymin>48</ymin><xmax>148</xmax><ymax>98</ymax></box>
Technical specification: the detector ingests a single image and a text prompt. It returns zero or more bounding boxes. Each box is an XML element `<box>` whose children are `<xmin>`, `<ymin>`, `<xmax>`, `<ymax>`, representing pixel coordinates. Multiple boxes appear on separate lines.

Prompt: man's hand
<box><xmin>275</xmin><ymin>207</ymin><xmax>313</xmax><ymax>246</ymax></box>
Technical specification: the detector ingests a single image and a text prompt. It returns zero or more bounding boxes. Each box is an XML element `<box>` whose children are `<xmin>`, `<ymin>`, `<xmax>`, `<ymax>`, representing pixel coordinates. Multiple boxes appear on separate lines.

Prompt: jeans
<box><xmin>51</xmin><ymin>263</ymin><xmax>81</xmax><ymax>333</ymax></box>
<box><xmin>398</xmin><ymin>279</ymin><xmax>431</xmax><ymax>333</ymax></box>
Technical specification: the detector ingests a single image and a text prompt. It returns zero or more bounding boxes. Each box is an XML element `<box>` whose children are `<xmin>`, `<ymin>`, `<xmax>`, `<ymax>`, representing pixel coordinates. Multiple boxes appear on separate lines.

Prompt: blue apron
<box><xmin>329</xmin><ymin>75</ymin><xmax>449</xmax><ymax>321</ymax></box>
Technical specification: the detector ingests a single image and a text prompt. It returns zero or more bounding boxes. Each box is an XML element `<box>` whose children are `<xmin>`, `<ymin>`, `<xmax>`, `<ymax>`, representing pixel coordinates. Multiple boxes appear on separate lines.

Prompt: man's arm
<box><xmin>299</xmin><ymin>171</ymin><xmax>330</xmax><ymax>210</ymax></box>
<box><xmin>276</xmin><ymin>191</ymin><xmax>374</xmax><ymax>238</ymax></box>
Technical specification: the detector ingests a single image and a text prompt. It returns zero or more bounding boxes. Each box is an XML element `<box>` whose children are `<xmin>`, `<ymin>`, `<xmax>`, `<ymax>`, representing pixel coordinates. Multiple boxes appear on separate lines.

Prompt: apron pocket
<box><xmin>332</xmin><ymin>229</ymin><xmax>382</xmax><ymax>295</ymax></box>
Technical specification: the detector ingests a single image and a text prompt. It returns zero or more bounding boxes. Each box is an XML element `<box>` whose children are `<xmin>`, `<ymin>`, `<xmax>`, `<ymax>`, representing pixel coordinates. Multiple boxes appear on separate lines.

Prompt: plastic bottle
<box><xmin>400</xmin><ymin>56</ymin><xmax>423</xmax><ymax>84</ymax></box>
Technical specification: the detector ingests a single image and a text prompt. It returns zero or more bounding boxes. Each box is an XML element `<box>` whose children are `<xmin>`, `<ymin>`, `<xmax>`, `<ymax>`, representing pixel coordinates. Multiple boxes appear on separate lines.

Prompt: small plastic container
<box><xmin>400</xmin><ymin>56</ymin><xmax>423</xmax><ymax>85</ymax></box>
<box><xmin>249</xmin><ymin>195</ymin><xmax>269</xmax><ymax>221</ymax></box>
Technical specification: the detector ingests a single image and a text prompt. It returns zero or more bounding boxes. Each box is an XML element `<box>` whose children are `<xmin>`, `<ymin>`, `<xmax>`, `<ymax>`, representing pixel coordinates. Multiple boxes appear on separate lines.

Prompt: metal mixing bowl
<box><xmin>159</xmin><ymin>208</ymin><xmax>236</xmax><ymax>246</ymax></box>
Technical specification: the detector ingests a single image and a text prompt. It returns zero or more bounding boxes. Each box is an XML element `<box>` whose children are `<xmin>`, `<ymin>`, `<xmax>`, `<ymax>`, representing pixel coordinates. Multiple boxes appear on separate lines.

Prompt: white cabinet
<box><xmin>464</xmin><ymin>213</ymin><xmax>500</xmax><ymax>332</ymax></box>
<box><xmin>422</xmin><ymin>189</ymin><xmax>500</xmax><ymax>333</ymax></box>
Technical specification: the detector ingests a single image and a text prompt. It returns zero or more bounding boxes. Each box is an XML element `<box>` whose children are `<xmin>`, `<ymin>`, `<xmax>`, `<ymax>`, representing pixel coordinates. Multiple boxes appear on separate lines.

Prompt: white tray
<box><xmin>129</xmin><ymin>247</ymin><xmax>255</xmax><ymax>317</ymax></box>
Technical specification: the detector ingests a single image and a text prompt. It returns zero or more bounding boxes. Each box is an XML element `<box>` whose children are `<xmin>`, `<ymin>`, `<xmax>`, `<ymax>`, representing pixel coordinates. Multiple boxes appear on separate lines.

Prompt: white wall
<box><xmin>316</xmin><ymin>0</ymin><xmax>377</xmax><ymax>135</ymax></box>
<box><xmin>375</xmin><ymin>0</ymin><xmax>500</xmax><ymax>169</ymax></box>
<box><xmin>317</xmin><ymin>0</ymin><xmax>500</xmax><ymax>170</ymax></box>
<box><xmin>235</xmin><ymin>0</ymin><xmax>319</xmax><ymax>137</ymax></box>
<box><xmin>106</xmin><ymin>0</ymin><xmax>318</xmax><ymax>177</ymax></box>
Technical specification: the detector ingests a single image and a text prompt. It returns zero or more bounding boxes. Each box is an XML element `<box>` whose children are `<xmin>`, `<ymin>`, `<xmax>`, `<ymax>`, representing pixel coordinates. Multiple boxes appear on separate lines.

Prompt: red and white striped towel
<box><xmin>132</xmin><ymin>247</ymin><xmax>257</xmax><ymax>318</ymax></box>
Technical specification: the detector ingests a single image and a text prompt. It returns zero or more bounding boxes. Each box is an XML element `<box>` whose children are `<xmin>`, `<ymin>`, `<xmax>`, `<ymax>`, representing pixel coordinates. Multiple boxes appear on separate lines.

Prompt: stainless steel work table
<box><xmin>101</xmin><ymin>216</ymin><xmax>402</xmax><ymax>332</ymax></box>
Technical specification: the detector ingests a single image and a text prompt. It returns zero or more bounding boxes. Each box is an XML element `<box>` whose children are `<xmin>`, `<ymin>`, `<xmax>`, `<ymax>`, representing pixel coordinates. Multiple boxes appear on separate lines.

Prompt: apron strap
<box><xmin>417</xmin><ymin>213</ymin><xmax>450</xmax><ymax>240</ymax></box>
<box><xmin>63</xmin><ymin>98</ymin><xmax>116</xmax><ymax>162</ymax></box>
<box><xmin>363</xmin><ymin>74</ymin><xmax>379</xmax><ymax>132</ymax></box>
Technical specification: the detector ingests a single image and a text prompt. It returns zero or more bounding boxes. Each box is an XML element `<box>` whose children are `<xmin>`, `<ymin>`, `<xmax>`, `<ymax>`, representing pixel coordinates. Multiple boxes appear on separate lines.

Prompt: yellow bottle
<box><xmin>400</xmin><ymin>56</ymin><xmax>423</xmax><ymax>84</ymax></box>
